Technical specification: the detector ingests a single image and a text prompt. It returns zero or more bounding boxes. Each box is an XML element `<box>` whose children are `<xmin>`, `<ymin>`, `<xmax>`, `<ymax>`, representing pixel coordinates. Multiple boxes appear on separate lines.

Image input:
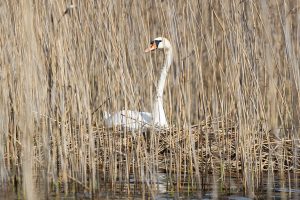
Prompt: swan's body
<box><xmin>104</xmin><ymin>37</ymin><xmax>173</xmax><ymax>131</ymax></box>
<box><xmin>103</xmin><ymin>110</ymin><xmax>152</xmax><ymax>130</ymax></box>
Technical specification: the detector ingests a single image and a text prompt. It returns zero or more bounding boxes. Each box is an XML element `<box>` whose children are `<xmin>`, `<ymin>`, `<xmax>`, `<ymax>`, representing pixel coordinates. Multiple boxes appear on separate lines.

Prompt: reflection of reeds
<box><xmin>1</xmin><ymin>0</ymin><xmax>300</xmax><ymax>198</ymax></box>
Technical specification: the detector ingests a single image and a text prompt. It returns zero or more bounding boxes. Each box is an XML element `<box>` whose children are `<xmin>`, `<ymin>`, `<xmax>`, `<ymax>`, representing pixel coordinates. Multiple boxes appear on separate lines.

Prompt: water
<box><xmin>1</xmin><ymin>173</ymin><xmax>299</xmax><ymax>199</ymax></box>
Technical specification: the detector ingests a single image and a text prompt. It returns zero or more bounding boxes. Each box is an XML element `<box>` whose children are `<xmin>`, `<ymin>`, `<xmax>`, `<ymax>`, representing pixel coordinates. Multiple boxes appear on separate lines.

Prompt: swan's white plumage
<box><xmin>104</xmin><ymin>37</ymin><xmax>173</xmax><ymax>131</ymax></box>
<box><xmin>104</xmin><ymin>110</ymin><xmax>152</xmax><ymax>131</ymax></box>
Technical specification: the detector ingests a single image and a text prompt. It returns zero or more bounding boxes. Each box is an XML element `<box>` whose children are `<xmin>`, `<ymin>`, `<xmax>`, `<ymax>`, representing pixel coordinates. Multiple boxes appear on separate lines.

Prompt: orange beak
<box><xmin>144</xmin><ymin>43</ymin><xmax>157</xmax><ymax>53</ymax></box>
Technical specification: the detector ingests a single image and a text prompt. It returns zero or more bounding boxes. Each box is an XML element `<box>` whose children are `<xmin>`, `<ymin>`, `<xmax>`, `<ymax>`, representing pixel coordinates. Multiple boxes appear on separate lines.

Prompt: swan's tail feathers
<box><xmin>103</xmin><ymin>111</ymin><xmax>111</xmax><ymax>120</ymax></box>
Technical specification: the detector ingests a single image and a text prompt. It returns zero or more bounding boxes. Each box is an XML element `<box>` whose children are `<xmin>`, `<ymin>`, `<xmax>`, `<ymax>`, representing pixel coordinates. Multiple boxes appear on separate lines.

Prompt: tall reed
<box><xmin>0</xmin><ymin>0</ymin><xmax>299</xmax><ymax>198</ymax></box>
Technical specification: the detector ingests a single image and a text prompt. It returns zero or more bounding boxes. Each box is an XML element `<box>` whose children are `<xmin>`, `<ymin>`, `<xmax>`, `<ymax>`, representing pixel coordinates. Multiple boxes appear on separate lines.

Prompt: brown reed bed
<box><xmin>1</xmin><ymin>0</ymin><xmax>300</xmax><ymax>199</ymax></box>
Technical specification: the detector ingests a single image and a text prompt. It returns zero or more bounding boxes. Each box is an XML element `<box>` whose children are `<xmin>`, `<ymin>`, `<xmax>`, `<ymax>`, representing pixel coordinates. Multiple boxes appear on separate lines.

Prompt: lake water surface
<box><xmin>1</xmin><ymin>173</ymin><xmax>299</xmax><ymax>199</ymax></box>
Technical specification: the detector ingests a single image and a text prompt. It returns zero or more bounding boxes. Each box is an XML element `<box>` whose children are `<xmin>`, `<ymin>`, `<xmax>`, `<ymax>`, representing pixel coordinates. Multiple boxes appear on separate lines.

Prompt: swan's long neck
<box><xmin>157</xmin><ymin>48</ymin><xmax>173</xmax><ymax>98</ymax></box>
<box><xmin>152</xmin><ymin>48</ymin><xmax>173</xmax><ymax>126</ymax></box>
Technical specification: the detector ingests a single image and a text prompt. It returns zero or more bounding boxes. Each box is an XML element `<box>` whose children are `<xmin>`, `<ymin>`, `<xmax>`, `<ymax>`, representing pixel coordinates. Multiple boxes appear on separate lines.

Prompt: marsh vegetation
<box><xmin>0</xmin><ymin>0</ymin><xmax>300</xmax><ymax>199</ymax></box>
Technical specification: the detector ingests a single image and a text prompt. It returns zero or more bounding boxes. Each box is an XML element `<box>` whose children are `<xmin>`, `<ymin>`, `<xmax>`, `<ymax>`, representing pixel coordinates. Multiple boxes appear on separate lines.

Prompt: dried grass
<box><xmin>0</xmin><ymin>0</ymin><xmax>300</xmax><ymax>198</ymax></box>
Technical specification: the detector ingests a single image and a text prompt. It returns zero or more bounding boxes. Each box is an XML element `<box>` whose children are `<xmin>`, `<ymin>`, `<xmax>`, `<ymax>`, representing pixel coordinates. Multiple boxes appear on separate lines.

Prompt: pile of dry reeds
<box><xmin>1</xmin><ymin>0</ymin><xmax>300</xmax><ymax>198</ymax></box>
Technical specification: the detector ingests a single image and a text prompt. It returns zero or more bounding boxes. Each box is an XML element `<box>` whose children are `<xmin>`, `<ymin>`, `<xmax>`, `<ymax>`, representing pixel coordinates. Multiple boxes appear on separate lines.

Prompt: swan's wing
<box><xmin>103</xmin><ymin>111</ymin><xmax>111</xmax><ymax>120</ymax></box>
<box><xmin>104</xmin><ymin>110</ymin><xmax>151</xmax><ymax>130</ymax></box>
<box><xmin>140</xmin><ymin>112</ymin><xmax>152</xmax><ymax>124</ymax></box>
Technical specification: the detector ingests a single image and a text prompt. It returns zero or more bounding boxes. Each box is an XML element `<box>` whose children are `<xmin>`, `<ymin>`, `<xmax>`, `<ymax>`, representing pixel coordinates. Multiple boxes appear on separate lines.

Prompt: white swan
<box><xmin>104</xmin><ymin>37</ymin><xmax>173</xmax><ymax>131</ymax></box>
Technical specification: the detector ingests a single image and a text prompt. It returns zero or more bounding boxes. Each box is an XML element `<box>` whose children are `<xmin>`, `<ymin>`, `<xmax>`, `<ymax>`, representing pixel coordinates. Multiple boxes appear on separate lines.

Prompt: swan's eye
<box><xmin>150</xmin><ymin>40</ymin><xmax>162</xmax><ymax>48</ymax></box>
<box><xmin>154</xmin><ymin>40</ymin><xmax>162</xmax><ymax>47</ymax></box>
<box><xmin>145</xmin><ymin>40</ymin><xmax>162</xmax><ymax>52</ymax></box>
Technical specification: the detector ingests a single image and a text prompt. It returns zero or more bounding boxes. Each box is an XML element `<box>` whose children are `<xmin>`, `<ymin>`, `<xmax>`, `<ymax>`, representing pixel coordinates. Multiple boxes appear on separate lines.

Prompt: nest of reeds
<box><xmin>93</xmin><ymin>117</ymin><xmax>300</xmax><ymax>177</ymax></box>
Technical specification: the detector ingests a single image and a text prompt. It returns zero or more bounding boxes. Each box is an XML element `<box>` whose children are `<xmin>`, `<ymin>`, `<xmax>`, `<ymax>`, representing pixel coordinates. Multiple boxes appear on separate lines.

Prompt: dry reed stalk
<box><xmin>0</xmin><ymin>0</ymin><xmax>300</xmax><ymax>198</ymax></box>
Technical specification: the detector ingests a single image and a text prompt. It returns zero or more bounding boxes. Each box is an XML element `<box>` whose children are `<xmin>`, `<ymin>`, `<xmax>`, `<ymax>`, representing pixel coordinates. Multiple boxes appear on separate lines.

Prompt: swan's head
<box><xmin>144</xmin><ymin>37</ymin><xmax>172</xmax><ymax>52</ymax></box>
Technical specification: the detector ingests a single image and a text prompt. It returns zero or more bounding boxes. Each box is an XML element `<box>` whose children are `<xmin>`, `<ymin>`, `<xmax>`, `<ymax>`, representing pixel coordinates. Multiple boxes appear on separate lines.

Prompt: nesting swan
<box><xmin>103</xmin><ymin>37</ymin><xmax>173</xmax><ymax>131</ymax></box>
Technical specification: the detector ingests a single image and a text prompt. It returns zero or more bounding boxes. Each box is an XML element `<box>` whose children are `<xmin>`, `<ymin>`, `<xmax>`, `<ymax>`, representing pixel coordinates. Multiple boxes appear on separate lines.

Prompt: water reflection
<box><xmin>0</xmin><ymin>173</ymin><xmax>299</xmax><ymax>199</ymax></box>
